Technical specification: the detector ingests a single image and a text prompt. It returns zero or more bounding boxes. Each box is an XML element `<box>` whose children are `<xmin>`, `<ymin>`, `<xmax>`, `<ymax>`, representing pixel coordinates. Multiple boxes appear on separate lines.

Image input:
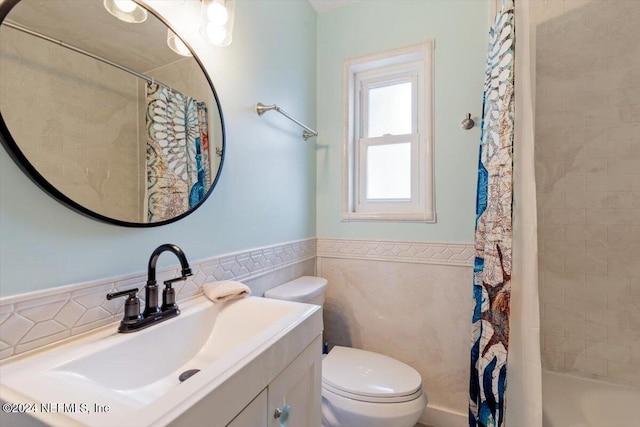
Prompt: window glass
<box><xmin>365</xmin><ymin>142</ymin><xmax>411</xmax><ymax>200</ymax></box>
<box><xmin>367</xmin><ymin>81</ymin><xmax>412</xmax><ymax>137</ymax></box>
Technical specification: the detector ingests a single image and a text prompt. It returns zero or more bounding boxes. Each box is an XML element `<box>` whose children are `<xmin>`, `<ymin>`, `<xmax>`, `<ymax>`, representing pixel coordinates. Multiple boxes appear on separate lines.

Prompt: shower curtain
<box><xmin>146</xmin><ymin>82</ymin><xmax>211</xmax><ymax>222</ymax></box>
<box><xmin>470</xmin><ymin>1</ymin><xmax>541</xmax><ymax>426</ymax></box>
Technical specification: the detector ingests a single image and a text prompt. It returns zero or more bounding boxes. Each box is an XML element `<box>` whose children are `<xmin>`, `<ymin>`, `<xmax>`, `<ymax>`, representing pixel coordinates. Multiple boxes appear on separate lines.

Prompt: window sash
<box><xmin>356</xmin><ymin>133</ymin><xmax>420</xmax><ymax>213</ymax></box>
<box><xmin>355</xmin><ymin>68</ymin><xmax>421</xmax><ymax>213</ymax></box>
<box><xmin>359</xmin><ymin>73</ymin><xmax>418</xmax><ymax>139</ymax></box>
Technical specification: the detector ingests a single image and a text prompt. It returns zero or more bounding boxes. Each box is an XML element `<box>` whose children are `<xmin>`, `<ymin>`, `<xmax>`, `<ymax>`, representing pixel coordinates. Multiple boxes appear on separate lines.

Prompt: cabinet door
<box><xmin>227</xmin><ymin>389</ymin><xmax>268</xmax><ymax>427</ymax></box>
<box><xmin>268</xmin><ymin>337</ymin><xmax>322</xmax><ymax>427</ymax></box>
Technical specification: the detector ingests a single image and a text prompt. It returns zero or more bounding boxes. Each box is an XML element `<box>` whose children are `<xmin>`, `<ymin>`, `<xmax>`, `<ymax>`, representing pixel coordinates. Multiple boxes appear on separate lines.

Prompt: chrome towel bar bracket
<box><xmin>256</xmin><ymin>102</ymin><xmax>318</xmax><ymax>140</ymax></box>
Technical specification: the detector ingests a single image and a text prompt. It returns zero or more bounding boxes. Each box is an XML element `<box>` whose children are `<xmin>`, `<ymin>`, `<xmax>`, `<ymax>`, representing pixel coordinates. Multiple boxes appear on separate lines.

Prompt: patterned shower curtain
<box><xmin>469</xmin><ymin>1</ymin><xmax>515</xmax><ymax>426</ymax></box>
<box><xmin>146</xmin><ymin>82</ymin><xmax>211</xmax><ymax>222</ymax></box>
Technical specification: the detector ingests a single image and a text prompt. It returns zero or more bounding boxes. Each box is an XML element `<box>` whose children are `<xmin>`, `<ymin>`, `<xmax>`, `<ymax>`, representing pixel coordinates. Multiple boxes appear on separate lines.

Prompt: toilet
<box><xmin>264</xmin><ymin>276</ymin><xmax>427</xmax><ymax>427</ymax></box>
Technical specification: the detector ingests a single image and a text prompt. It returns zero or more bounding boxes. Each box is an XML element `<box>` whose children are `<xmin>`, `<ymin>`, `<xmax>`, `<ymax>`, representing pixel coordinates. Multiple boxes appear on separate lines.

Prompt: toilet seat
<box><xmin>322</xmin><ymin>381</ymin><xmax>424</xmax><ymax>403</ymax></box>
<box><xmin>322</xmin><ymin>346</ymin><xmax>423</xmax><ymax>404</ymax></box>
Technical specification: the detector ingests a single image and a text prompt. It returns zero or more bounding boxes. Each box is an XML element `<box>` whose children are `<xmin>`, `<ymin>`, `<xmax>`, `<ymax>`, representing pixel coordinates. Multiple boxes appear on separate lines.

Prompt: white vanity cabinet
<box><xmin>226</xmin><ymin>336</ymin><xmax>322</xmax><ymax>427</ymax></box>
<box><xmin>0</xmin><ymin>297</ymin><xmax>323</xmax><ymax>427</ymax></box>
<box><xmin>266</xmin><ymin>335</ymin><xmax>322</xmax><ymax>427</ymax></box>
<box><xmin>169</xmin><ymin>335</ymin><xmax>322</xmax><ymax>427</ymax></box>
<box><xmin>227</xmin><ymin>389</ymin><xmax>267</xmax><ymax>427</ymax></box>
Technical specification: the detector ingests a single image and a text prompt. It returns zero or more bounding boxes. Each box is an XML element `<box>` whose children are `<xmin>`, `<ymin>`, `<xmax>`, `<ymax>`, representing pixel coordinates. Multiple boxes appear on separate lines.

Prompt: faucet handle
<box><xmin>106</xmin><ymin>288</ymin><xmax>139</xmax><ymax>300</ymax></box>
<box><xmin>107</xmin><ymin>288</ymin><xmax>142</xmax><ymax>332</ymax></box>
<box><xmin>161</xmin><ymin>278</ymin><xmax>183</xmax><ymax>312</ymax></box>
<box><xmin>164</xmin><ymin>276</ymin><xmax>187</xmax><ymax>286</ymax></box>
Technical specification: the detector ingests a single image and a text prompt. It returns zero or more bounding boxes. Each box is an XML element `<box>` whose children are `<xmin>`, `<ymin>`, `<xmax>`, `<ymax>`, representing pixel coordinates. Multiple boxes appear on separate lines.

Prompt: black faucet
<box><xmin>144</xmin><ymin>243</ymin><xmax>193</xmax><ymax>317</ymax></box>
<box><xmin>107</xmin><ymin>244</ymin><xmax>192</xmax><ymax>333</ymax></box>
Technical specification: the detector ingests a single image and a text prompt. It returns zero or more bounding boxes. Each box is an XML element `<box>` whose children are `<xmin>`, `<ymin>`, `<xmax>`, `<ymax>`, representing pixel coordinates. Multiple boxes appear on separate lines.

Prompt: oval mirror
<box><xmin>0</xmin><ymin>0</ymin><xmax>225</xmax><ymax>227</ymax></box>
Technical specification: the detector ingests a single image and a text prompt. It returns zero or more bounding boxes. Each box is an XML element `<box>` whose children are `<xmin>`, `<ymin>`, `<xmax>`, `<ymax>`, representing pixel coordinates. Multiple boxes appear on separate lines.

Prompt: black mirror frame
<box><xmin>0</xmin><ymin>0</ymin><xmax>225</xmax><ymax>227</ymax></box>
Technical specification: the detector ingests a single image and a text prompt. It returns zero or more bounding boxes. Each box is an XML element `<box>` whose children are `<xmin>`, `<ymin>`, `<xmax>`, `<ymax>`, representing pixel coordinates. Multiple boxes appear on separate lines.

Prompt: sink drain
<box><xmin>179</xmin><ymin>369</ymin><xmax>200</xmax><ymax>382</ymax></box>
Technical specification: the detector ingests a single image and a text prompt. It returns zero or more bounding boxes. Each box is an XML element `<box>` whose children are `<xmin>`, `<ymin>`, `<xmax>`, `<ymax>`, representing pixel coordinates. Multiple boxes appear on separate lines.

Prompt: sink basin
<box><xmin>0</xmin><ymin>295</ymin><xmax>322</xmax><ymax>426</ymax></box>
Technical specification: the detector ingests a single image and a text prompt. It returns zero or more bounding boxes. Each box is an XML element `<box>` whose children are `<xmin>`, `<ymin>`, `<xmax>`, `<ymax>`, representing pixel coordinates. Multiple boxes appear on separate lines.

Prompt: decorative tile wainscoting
<box><xmin>317</xmin><ymin>238</ymin><xmax>474</xmax><ymax>266</ymax></box>
<box><xmin>0</xmin><ymin>239</ymin><xmax>316</xmax><ymax>360</ymax></box>
<box><xmin>317</xmin><ymin>238</ymin><xmax>474</xmax><ymax>427</ymax></box>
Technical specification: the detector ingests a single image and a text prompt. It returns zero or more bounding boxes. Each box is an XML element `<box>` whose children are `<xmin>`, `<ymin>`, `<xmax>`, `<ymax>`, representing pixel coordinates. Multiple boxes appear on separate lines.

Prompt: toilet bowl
<box><xmin>321</xmin><ymin>345</ymin><xmax>427</xmax><ymax>427</ymax></box>
<box><xmin>264</xmin><ymin>276</ymin><xmax>428</xmax><ymax>427</ymax></box>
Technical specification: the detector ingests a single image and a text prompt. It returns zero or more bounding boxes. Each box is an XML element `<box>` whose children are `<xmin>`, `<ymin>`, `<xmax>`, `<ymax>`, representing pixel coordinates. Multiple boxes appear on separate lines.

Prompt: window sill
<box><xmin>341</xmin><ymin>211</ymin><xmax>436</xmax><ymax>223</ymax></box>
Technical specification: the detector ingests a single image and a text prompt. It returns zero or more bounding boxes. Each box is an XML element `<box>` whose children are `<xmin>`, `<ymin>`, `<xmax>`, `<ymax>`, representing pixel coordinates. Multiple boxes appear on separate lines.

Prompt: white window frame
<box><xmin>342</xmin><ymin>41</ymin><xmax>435</xmax><ymax>222</ymax></box>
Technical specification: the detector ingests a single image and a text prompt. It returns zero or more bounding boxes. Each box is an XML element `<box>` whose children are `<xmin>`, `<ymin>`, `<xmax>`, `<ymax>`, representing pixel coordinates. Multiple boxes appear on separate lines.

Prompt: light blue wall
<box><xmin>0</xmin><ymin>0</ymin><xmax>317</xmax><ymax>296</ymax></box>
<box><xmin>1</xmin><ymin>0</ymin><xmax>488</xmax><ymax>297</ymax></box>
<box><xmin>316</xmin><ymin>0</ymin><xmax>488</xmax><ymax>243</ymax></box>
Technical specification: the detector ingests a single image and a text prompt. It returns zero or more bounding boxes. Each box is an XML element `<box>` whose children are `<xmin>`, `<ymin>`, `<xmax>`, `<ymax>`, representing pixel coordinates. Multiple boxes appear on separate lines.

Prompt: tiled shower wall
<box><xmin>534</xmin><ymin>0</ymin><xmax>640</xmax><ymax>386</ymax></box>
<box><xmin>0</xmin><ymin>25</ymin><xmax>142</xmax><ymax>222</ymax></box>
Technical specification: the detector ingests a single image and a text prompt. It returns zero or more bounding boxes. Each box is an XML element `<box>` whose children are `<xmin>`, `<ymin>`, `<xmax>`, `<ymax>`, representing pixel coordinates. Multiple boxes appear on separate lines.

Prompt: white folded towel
<box><xmin>202</xmin><ymin>280</ymin><xmax>251</xmax><ymax>302</ymax></box>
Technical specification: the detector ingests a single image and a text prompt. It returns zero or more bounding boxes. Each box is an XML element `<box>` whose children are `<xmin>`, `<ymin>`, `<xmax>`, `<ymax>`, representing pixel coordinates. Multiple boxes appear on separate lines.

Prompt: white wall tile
<box><xmin>544</xmin><ymin>303</ymin><xmax>586</xmax><ymax>323</ymax></box>
<box><xmin>541</xmin><ymin>319</ymin><xmax>565</xmax><ymax>337</ymax></box>
<box><xmin>585</xmin><ymin>175</ymin><xmax>633</xmax><ymax>193</ymax></box>
<box><xmin>564</xmin><ymin>354</ymin><xmax>607</xmax><ymax>377</ymax></box>
<box><xmin>545</xmin><ymin>335</ymin><xmax>586</xmax><ymax>355</ymax></box>
<box><xmin>545</xmin><ymin>271</ymin><xmax>585</xmax><ymax>291</ymax></box>
<box><xmin>541</xmin><ymin>350</ymin><xmax>566</xmax><ymax>370</ymax></box>
<box><xmin>607</xmin><ymin>361</ymin><xmax>640</xmax><ymax>386</ymax></box>
<box><xmin>535</xmin><ymin>0</ymin><xmax>640</xmax><ymax>387</ymax></box>
<box><xmin>545</xmin><ymin>240</ymin><xmax>585</xmax><ymax>257</ymax></box>
<box><xmin>609</xmin><ymin>123</ymin><xmax>640</xmax><ymax>141</ymax></box>
<box><xmin>607</xmin><ymin>158</ymin><xmax>640</xmax><ymax>175</ymax></box>
<box><xmin>317</xmin><ymin>254</ymin><xmax>473</xmax><ymax>414</ymax></box>
<box><xmin>564</xmin><ymin>321</ymin><xmax>607</xmax><ymax>343</ymax></box>
<box><xmin>607</xmin><ymin>327</ymin><xmax>640</xmax><ymax>346</ymax></box>
<box><xmin>543</xmin><ymin>208</ymin><xmax>586</xmax><ymax>225</ymax></box>
<box><xmin>564</xmin><ymin>289</ymin><xmax>606</xmax><ymax>309</ymax></box>
<box><xmin>540</xmin><ymin>287</ymin><xmax>564</xmax><ymax>304</ymax></box>
<box><xmin>585</xmin><ymin>208</ymin><xmax>636</xmax><ymax>225</ymax></box>
<box><xmin>565</xmin><ymin>191</ymin><xmax>608</xmax><ymax>209</ymax></box>
<box><xmin>587</xmin><ymin>308</ymin><xmax>634</xmax><ymax>329</ymax></box>
<box><xmin>565</xmin><ymin>224</ymin><xmax>607</xmax><ymax>241</ymax></box>
<box><xmin>630</xmin><ymin>343</ymin><xmax>640</xmax><ymax>366</ymax></box>
<box><xmin>565</xmin><ymin>158</ymin><xmax>608</xmax><ymax>176</ymax></box>
<box><xmin>564</xmin><ymin>256</ymin><xmax>607</xmax><ymax>275</ymax></box>
<box><xmin>584</xmin><ymin>140</ymin><xmax>630</xmax><ymax>158</ymax></box>
<box><xmin>585</xmin><ymin>342</ymin><xmax>631</xmax><ymax>363</ymax></box>
<box><xmin>608</xmin><ymin>258</ymin><xmax>640</xmax><ymax>278</ymax></box>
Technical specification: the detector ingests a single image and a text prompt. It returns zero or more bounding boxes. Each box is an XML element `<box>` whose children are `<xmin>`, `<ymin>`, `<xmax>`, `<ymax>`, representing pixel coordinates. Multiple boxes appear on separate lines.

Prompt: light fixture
<box><xmin>200</xmin><ymin>0</ymin><xmax>235</xmax><ymax>47</ymax></box>
<box><xmin>167</xmin><ymin>29</ymin><xmax>193</xmax><ymax>57</ymax></box>
<box><xmin>103</xmin><ymin>0</ymin><xmax>148</xmax><ymax>23</ymax></box>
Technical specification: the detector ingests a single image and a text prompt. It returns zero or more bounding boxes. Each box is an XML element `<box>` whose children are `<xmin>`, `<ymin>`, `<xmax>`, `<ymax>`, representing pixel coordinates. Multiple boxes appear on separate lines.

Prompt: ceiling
<box><xmin>308</xmin><ymin>0</ymin><xmax>361</xmax><ymax>13</ymax></box>
<box><xmin>5</xmin><ymin>0</ymin><xmax>183</xmax><ymax>73</ymax></box>
<box><xmin>4</xmin><ymin>0</ymin><xmax>363</xmax><ymax>73</ymax></box>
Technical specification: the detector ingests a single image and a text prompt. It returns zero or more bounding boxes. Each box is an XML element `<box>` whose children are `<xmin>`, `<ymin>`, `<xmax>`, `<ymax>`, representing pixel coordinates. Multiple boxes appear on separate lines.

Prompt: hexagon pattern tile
<box><xmin>0</xmin><ymin>239</ymin><xmax>316</xmax><ymax>360</ymax></box>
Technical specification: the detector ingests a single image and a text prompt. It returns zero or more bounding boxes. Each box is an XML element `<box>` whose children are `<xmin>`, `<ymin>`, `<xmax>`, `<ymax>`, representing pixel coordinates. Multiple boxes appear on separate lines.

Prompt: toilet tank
<box><xmin>264</xmin><ymin>276</ymin><xmax>328</xmax><ymax>306</ymax></box>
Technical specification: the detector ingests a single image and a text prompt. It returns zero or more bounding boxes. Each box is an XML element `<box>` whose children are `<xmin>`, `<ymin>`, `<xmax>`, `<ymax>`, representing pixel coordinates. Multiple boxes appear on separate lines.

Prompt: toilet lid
<box><xmin>263</xmin><ymin>276</ymin><xmax>327</xmax><ymax>302</ymax></box>
<box><xmin>322</xmin><ymin>346</ymin><xmax>422</xmax><ymax>400</ymax></box>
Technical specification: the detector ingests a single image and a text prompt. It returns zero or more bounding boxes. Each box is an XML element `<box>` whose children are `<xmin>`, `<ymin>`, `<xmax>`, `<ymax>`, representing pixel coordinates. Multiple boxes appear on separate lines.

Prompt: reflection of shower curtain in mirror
<box><xmin>146</xmin><ymin>83</ymin><xmax>211</xmax><ymax>222</ymax></box>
